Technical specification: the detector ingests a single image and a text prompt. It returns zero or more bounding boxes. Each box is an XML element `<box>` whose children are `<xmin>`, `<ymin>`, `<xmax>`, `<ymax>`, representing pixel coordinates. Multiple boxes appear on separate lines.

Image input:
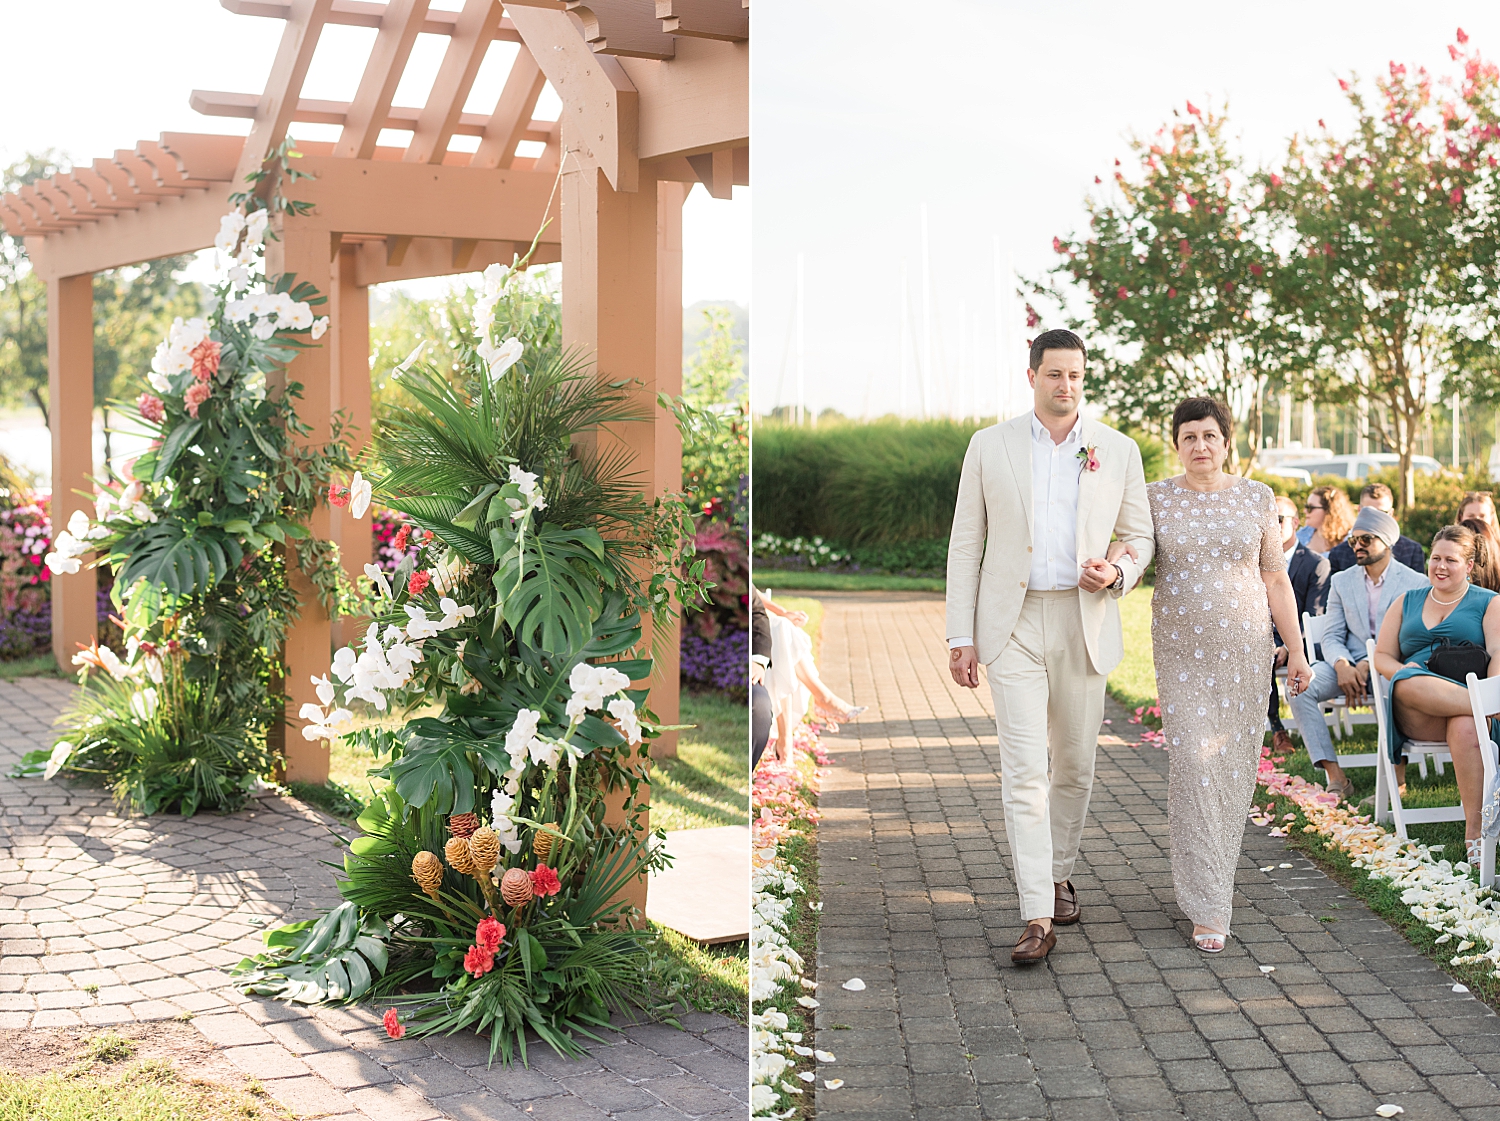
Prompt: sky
<box><xmin>0</xmin><ymin>0</ymin><xmax>747</xmax><ymax>306</ymax></box>
<box><xmin>751</xmin><ymin>0</ymin><xmax>1500</xmax><ymax>422</ymax></box>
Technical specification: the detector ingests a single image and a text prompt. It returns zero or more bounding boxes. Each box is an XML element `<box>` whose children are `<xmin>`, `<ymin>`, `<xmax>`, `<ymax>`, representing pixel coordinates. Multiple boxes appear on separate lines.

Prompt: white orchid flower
<box><xmin>509</xmin><ymin>465</ymin><xmax>540</xmax><ymax>497</ymax></box>
<box><xmin>505</xmin><ymin>708</ymin><xmax>542</xmax><ymax>769</ymax></box>
<box><xmin>481</xmin><ymin>262</ymin><xmax>509</xmax><ymax>298</ymax></box>
<box><xmin>244</xmin><ymin>208</ymin><xmax>268</xmax><ymax>246</ymax></box>
<box><xmin>67</xmin><ymin>510</ymin><xmax>91</xmax><ymax>539</ymax></box>
<box><xmin>349</xmin><ymin>472</ymin><xmax>372</xmax><ymax>520</ymax></box>
<box><xmin>331</xmin><ymin>646</ymin><xmax>358</xmax><ymax>684</ymax></box>
<box><xmin>311</xmin><ymin>316</ymin><xmax>329</xmax><ymax>340</ymax></box>
<box><xmin>45</xmin><ymin>548</ymin><xmax>82</xmax><ymax>575</ymax></box>
<box><xmin>311</xmin><ymin>674</ymin><xmax>336</xmax><ymax>707</ymax></box>
<box><xmin>299</xmin><ymin>702</ymin><xmax>327</xmax><ymax>724</ymax></box>
<box><xmin>363</xmin><ymin>562</ymin><xmax>392</xmax><ymax>599</ymax></box>
<box><xmin>609</xmin><ymin>697</ymin><xmax>642</xmax><ymax>744</ymax></box>
<box><xmin>214</xmin><ymin>211</ymin><xmax>246</xmax><ymax>254</ymax></box>
<box><xmin>528</xmin><ymin>736</ymin><xmax>562</xmax><ymax>769</ymax></box>
<box><xmin>403</xmin><ymin>605</ymin><xmax>443</xmax><ymax>640</ymax></box>
<box><xmin>438</xmin><ymin>597</ymin><xmax>476</xmax><ymax>629</ymax></box>
<box><xmin>129</xmin><ymin>687</ymin><xmax>159</xmax><ymax>721</ymax></box>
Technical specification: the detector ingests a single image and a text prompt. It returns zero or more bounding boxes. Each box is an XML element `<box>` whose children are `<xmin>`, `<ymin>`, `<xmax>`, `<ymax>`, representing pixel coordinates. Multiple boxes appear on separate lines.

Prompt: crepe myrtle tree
<box><xmin>1265</xmin><ymin>31</ymin><xmax>1500</xmax><ymax>509</ymax></box>
<box><xmin>1037</xmin><ymin>102</ymin><xmax>1291</xmax><ymax>470</ymax></box>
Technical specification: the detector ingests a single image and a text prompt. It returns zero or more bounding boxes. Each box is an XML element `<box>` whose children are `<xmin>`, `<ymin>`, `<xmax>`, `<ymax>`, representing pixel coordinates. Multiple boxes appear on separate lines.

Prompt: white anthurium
<box><xmin>363</xmin><ymin>562</ymin><xmax>393</xmax><ymax>599</ymax></box>
<box><xmin>349</xmin><ymin>472</ymin><xmax>372</xmax><ymax>519</ymax></box>
<box><xmin>485</xmin><ymin>336</ymin><xmax>524</xmax><ymax>379</ymax></box>
<box><xmin>608</xmin><ymin>697</ymin><xmax>642</xmax><ymax>744</ymax></box>
<box><xmin>394</xmin><ymin>340</ymin><xmax>428</xmax><ymax>376</ymax></box>
<box><xmin>44</xmin><ymin>741</ymin><xmax>75</xmax><ymax>781</ymax></box>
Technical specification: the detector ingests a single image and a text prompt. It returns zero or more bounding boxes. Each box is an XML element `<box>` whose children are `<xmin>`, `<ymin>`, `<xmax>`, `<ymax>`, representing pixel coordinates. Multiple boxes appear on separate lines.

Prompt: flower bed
<box><xmin>751</xmin><ymin>724</ymin><xmax>835</xmax><ymax>1118</ymax></box>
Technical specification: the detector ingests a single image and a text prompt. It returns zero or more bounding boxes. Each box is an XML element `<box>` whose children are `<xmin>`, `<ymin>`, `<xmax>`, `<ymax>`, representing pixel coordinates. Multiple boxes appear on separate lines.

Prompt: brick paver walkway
<box><xmin>0</xmin><ymin>677</ymin><xmax>746</xmax><ymax>1121</ymax></box>
<box><xmin>811</xmin><ymin>590</ymin><xmax>1500</xmax><ymax>1121</ymax></box>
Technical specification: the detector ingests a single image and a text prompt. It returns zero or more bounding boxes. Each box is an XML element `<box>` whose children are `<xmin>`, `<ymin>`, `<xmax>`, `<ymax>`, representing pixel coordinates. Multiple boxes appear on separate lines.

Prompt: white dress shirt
<box><xmin>951</xmin><ymin>412</ymin><xmax>1084</xmax><ymax>649</ymax></box>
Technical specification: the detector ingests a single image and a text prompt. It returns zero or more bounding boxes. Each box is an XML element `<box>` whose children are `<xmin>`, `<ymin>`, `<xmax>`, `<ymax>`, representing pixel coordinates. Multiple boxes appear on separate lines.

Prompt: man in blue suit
<box><xmin>1270</xmin><ymin>495</ymin><xmax>1330</xmax><ymax>755</ymax></box>
<box><xmin>1288</xmin><ymin>506</ymin><xmax>1428</xmax><ymax>800</ymax></box>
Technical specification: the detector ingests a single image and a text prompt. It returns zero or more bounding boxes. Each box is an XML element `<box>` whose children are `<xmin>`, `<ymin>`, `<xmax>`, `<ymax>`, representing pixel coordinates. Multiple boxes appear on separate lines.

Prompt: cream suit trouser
<box><xmin>986</xmin><ymin>590</ymin><xmax>1105</xmax><ymax>922</ymax></box>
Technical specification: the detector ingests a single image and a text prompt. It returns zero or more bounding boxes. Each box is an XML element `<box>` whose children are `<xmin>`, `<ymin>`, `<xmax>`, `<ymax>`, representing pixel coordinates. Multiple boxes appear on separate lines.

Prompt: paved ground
<box><xmin>811</xmin><ymin>590</ymin><xmax>1500</xmax><ymax>1121</ymax></box>
<box><xmin>0</xmin><ymin>676</ymin><xmax>746</xmax><ymax>1121</ymax></box>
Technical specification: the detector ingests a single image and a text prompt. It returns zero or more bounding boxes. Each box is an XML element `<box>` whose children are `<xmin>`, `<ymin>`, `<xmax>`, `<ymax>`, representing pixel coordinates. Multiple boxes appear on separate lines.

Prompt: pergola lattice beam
<box><xmin>404</xmin><ymin>0</ymin><xmax>505</xmax><ymax>164</ymax></box>
<box><xmin>191</xmin><ymin>90</ymin><xmax>556</xmax><ymax>142</ymax></box>
<box><xmin>333</xmin><ymin>0</ymin><xmax>431</xmax><ymax>160</ymax></box>
<box><xmin>234</xmin><ymin>0</ymin><xmax>336</xmax><ymax>183</ymax></box>
<box><xmin>472</xmin><ymin>44</ymin><xmax>547</xmax><ymax>169</ymax></box>
<box><xmin>221</xmin><ymin>0</ymin><xmax>524</xmax><ymax>40</ymax></box>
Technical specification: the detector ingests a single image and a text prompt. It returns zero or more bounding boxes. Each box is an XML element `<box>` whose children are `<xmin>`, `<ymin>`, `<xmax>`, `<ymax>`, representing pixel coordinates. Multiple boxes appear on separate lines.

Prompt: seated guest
<box><xmin>1464</xmin><ymin>517</ymin><xmax>1500</xmax><ymax>592</ymax></box>
<box><xmin>751</xmin><ymin>594</ymin><xmax>773</xmax><ymax>768</ymax></box>
<box><xmin>758</xmin><ymin>588</ymin><xmax>864</xmax><ymax>762</ymax></box>
<box><xmin>1302</xmin><ymin>484</ymin><xmax>1355</xmax><ymax>558</ymax></box>
<box><xmin>1374</xmin><ymin>523</ymin><xmax>1500</xmax><ymax>866</ymax></box>
<box><xmin>1327</xmin><ymin>483</ymin><xmax>1426</xmax><ymax>574</ymax></box>
<box><xmin>1460</xmin><ymin>490</ymin><xmax>1497</xmax><ymax>527</ymax></box>
<box><xmin>1288</xmin><ymin>507</ymin><xmax>1428</xmax><ymax>801</ymax></box>
<box><xmin>1270</xmin><ymin>495</ymin><xmax>1331</xmax><ymax>755</ymax></box>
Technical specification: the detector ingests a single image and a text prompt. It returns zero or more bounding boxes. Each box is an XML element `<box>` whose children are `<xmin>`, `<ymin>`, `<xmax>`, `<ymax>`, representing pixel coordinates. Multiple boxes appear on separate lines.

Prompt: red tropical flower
<box><xmin>392</xmin><ymin>524</ymin><xmax>412</xmax><ymax>552</ymax></box>
<box><xmin>464</xmin><ymin>944</ymin><xmax>496</xmax><ymax>976</ymax></box>
<box><xmin>383</xmin><ymin>1008</ymin><xmax>405</xmax><ymax>1039</ymax></box>
<box><xmin>190</xmin><ymin>339</ymin><xmax>222</xmax><ymax>383</ymax></box>
<box><xmin>1116</xmin><ymin>286</ymin><xmax>1128</xmax><ymax>300</ymax></box>
<box><xmin>529</xmin><ymin>864</ymin><xmax>561</xmax><ymax>897</ymax></box>
<box><xmin>184</xmin><ymin>381</ymin><xmax>211</xmax><ymax>418</ymax></box>
<box><xmin>407</xmin><ymin>570</ymin><xmax>431</xmax><ymax>597</ymax></box>
<box><xmin>327</xmin><ymin>483</ymin><xmax>350</xmax><ymax>508</ymax></box>
<box><xmin>476</xmin><ymin>916</ymin><xmax>505</xmax><ymax>953</ymax></box>
<box><xmin>137</xmin><ymin>393</ymin><xmax>165</xmax><ymax>423</ymax></box>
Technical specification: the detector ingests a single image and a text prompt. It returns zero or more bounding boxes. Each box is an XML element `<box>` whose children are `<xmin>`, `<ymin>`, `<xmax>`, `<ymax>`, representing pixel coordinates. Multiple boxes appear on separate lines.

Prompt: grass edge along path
<box><xmin>1253</xmin><ymin>751</ymin><xmax>1500</xmax><ymax>1011</ymax></box>
<box><xmin>751</xmin><ymin>723</ymin><xmax>830</xmax><ymax>1120</ymax></box>
<box><xmin>754</xmin><ymin>571</ymin><xmax>945</xmax><ymax>594</ymax></box>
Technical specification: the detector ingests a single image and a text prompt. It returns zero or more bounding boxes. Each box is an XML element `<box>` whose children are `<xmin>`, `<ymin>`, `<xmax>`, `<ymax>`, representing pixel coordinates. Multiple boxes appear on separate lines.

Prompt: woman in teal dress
<box><xmin>1373</xmin><ymin>524</ymin><xmax>1500</xmax><ymax>864</ymax></box>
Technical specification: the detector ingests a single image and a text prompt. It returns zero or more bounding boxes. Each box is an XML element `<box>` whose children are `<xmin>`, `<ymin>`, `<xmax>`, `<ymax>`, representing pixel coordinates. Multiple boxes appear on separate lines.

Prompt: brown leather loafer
<box><xmin>1054</xmin><ymin>880</ymin><xmax>1080</xmax><ymax>925</ymax></box>
<box><xmin>1011</xmin><ymin>922</ymin><xmax>1056</xmax><ymax>964</ymax></box>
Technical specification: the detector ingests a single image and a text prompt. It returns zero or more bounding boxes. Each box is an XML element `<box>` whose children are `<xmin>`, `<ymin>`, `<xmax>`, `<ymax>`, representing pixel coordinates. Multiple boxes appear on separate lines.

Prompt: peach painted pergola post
<box><xmin>3</xmin><ymin>0</ymin><xmax>747</xmax><ymax>789</ymax></box>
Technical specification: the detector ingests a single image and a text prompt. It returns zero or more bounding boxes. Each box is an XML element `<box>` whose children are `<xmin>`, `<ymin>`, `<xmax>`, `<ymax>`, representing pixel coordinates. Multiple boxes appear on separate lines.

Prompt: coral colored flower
<box><xmin>463</xmin><ymin>944</ymin><xmax>495</xmax><ymax>976</ymax></box>
<box><xmin>407</xmin><ymin>570</ymin><xmax>432</xmax><ymax>597</ymax></box>
<box><xmin>392</xmin><ymin>524</ymin><xmax>411</xmax><ymax>552</ymax></box>
<box><xmin>1116</xmin><ymin>286</ymin><xmax>1128</xmax><ymax>300</ymax></box>
<box><xmin>476</xmin><ymin>916</ymin><xmax>505</xmax><ymax>953</ymax></box>
<box><xmin>529</xmin><ymin>864</ymin><xmax>561</xmax><ymax>897</ymax></box>
<box><xmin>184</xmin><ymin>381</ymin><xmax>211</xmax><ymax>418</ymax></box>
<box><xmin>383</xmin><ymin>1008</ymin><xmax>405</xmax><ymax>1039</ymax></box>
<box><xmin>137</xmin><ymin>393</ymin><xmax>165</xmax><ymax>423</ymax></box>
<box><xmin>189</xmin><ymin>338</ymin><xmax>221</xmax><ymax>383</ymax></box>
<box><xmin>1249</xmin><ymin>263</ymin><xmax>1264</xmax><ymax>277</ymax></box>
<box><xmin>328</xmin><ymin>483</ymin><xmax>350</xmax><ymax>508</ymax></box>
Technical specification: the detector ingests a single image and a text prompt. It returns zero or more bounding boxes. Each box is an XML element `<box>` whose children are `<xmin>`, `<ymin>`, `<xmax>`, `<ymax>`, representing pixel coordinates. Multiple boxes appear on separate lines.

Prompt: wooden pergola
<box><xmin>3</xmin><ymin>0</ymin><xmax>747</xmax><ymax>783</ymax></box>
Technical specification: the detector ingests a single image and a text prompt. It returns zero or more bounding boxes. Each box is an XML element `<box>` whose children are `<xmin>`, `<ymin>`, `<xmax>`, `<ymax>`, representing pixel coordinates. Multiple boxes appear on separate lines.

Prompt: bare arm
<box><xmin>1486</xmin><ymin>596</ymin><xmax>1500</xmax><ymax>680</ymax></box>
<box><xmin>1372</xmin><ymin>595</ymin><xmax>1408</xmax><ymax>680</ymax></box>
<box><xmin>1264</xmin><ymin>568</ymin><xmax>1311</xmax><ymax>695</ymax></box>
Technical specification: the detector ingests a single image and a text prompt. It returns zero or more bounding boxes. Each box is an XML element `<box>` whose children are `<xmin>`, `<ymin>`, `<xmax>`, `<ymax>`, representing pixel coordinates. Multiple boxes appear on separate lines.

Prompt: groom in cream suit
<box><xmin>947</xmin><ymin>329</ymin><xmax>1153</xmax><ymax>963</ymax></box>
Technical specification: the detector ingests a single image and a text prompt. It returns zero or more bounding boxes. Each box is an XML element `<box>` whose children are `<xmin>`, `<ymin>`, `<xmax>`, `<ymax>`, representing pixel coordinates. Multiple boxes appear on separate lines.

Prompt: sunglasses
<box><xmin>1348</xmin><ymin>534</ymin><xmax>1378</xmax><ymax>547</ymax></box>
<box><xmin>1305</xmin><ymin>503</ymin><xmax>1325</xmax><ymax>512</ymax></box>
<box><xmin>1277</xmin><ymin>513</ymin><xmax>1298</xmax><ymax>523</ymax></box>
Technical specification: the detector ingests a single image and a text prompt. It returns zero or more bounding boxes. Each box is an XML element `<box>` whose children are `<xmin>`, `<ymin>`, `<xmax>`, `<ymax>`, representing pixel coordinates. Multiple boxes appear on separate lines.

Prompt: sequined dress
<box><xmin>1148</xmin><ymin>477</ymin><xmax>1285</xmax><ymax>934</ymax></box>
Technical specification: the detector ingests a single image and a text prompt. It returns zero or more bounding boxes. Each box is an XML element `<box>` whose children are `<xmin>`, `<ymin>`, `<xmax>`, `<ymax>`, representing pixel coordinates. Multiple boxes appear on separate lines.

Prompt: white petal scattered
<box><xmin>798</xmin><ymin>1071</ymin><xmax>815</xmax><ymax>1082</ymax></box>
<box><xmin>791</xmin><ymin>1045</ymin><xmax>813</xmax><ymax>1056</ymax></box>
<box><xmin>842</xmin><ymin>978</ymin><xmax>866</xmax><ymax>991</ymax></box>
<box><xmin>796</xmin><ymin>996</ymin><xmax>819</xmax><ymax>1008</ymax></box>
<box><xmin>823</xmin><ymin>1079</ymin><xmax>844</xmax><ymax>1090</ymax></box>
<box><xmin>1278</xmin><ymin>862</ymin><xmax>1293</xmax><ymax>868</ymax></box>
<box><xmin>799</xmin><ymin>978</ymin><xmax>818</xmax><ymax>990</ymax></box>
<box><xmin>1258</xmin><ymin>966</ymin><xmax>1276</xmax><ymax>973</ymax></box>
<box><xmin>1260</xmin><ymin>866</ymin><xmax>1274</xmax><ymax>872</ymax></box>
<box><xmin>1453</xmin><ymin>983</ymin><xmax>1470</xmax><ymax>993</ymax></box>
<box><xmin>1376</xmin><ymin>1106</ymin><xmax>1405</xmax><ymax>1118</ymax></box>
<box><xmin>815</xmin><ymin>1050</ymin><xmax>836</xmax><ymax>1063</ymax></box>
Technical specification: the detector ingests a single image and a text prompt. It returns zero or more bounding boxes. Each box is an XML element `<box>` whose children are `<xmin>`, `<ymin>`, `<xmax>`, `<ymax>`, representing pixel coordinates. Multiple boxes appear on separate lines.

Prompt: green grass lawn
<box><xmin>0</xmin><ymin>654</ymin><xmax>61</xmax><ymax>682</ymax></box>
<box><xmin>1108</xmin><ymin>586</ymin><xmax>1157</xmax><ymax>711</ymax></box>
<box><xmin>755</xmin><ymin>571</ymin><xmax>944</xmax><ymax>593</ymax></box>
<box><xmin>651</xmin><ymin>689</ymin><xmax>748</xmax><ymax>832</ymax></box>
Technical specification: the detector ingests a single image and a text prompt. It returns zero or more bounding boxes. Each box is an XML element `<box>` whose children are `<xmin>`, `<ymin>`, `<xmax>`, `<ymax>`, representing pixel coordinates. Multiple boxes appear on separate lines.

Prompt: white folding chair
<box><xmin>1368</xmin><ymin>640</ymin><xmax>1470</xmax><ymax>859</ymax></box>
<box><xmin>1464</xmin><ymin>672</ymin><xmax>1500</xmax><ymax>887</ymax></box>
<box><xmin>1289</xmin><ymin>614</ymin><xmax>1385</xmax><ymax>779</ymax></box>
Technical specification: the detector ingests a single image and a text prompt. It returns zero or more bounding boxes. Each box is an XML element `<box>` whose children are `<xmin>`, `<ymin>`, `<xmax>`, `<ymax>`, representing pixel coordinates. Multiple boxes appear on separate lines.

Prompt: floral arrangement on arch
<box><xmin>234</xmin><ymin>257</ymin><xmax>711</xmax><ymax>1062</ymax></box>
<box><xmin>19</xmin><ymin>141</ymin><xmax>355</xmax><ymax>814</ymax></box>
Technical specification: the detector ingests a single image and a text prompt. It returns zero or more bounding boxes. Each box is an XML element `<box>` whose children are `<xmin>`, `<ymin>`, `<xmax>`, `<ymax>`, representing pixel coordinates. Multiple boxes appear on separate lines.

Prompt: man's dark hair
<box><xmin>1170</xmin><ymin>396</ymin><xmax>1234</xmax><ymax>445</ymax></box>
<box><xmin>1028</xmin><ymin>329</ymin><xmax>1087</xmax><ymax>373</ymax></box>
<box><xmin>1361</xmin><ymin>483</ymin><xmax>1394</xmax><ymax>505</ymax></box>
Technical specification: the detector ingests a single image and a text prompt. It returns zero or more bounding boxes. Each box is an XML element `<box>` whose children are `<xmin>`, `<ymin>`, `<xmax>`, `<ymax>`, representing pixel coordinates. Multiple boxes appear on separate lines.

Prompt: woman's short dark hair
<box><xmin>1028</xmin><ymin>329</ymin><xmax>1086</xmax><ymax>373</ymax></box>
<box><xmin>1171</xmin><ymin>397</ymin><xmax>1234</xmax><ymax>445</ymax></box>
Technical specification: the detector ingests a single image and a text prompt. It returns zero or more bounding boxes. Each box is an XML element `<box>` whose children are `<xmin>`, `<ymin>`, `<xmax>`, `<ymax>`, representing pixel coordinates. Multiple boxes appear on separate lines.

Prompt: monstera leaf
<box><xmin>114</xmin><ymin>521</ymin><xmax>242</xmax><ymax>599</ymax></box>
<box><xmin>232</xmin><ymin>901</ymin><xmax>390</xmax><ymax>1004</ymax></box>
<box><xmin>387</xmin><ymin>717</ymin><xmax>512</xmax><ymax>814</ymax></box>
<box><xmin>492</xmin><ymin>524</ymin><xmax>610</xmax><ymax>658</ymax></box>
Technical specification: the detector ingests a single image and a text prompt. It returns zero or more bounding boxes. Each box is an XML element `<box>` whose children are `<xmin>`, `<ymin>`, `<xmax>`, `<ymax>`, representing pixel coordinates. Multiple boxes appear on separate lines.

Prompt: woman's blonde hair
<box><xmin>1309</xmin><ymin>485</ymin><xmax>1355</xmax><ymax>547</ymax></box>
<box><xmin>1458</xmin><ymin>490</ymin><xmax>1496</xmax><ymax>521</ymax></box>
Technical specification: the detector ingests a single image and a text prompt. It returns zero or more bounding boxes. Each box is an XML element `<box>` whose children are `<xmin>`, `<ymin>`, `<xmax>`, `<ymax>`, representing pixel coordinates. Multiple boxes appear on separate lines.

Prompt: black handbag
<box><xmin>1427</xmin><ymin>638</ymin><xmax>1490</xmax><ymax>683</ymax></box>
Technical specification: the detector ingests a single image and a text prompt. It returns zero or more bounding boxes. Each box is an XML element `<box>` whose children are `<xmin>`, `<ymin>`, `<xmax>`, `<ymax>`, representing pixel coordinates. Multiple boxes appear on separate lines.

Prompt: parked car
<box><xmin>1258</xmin><ymin>465</ymin><xmax>1313</xmax><ymax>486</ymax></box>
<box><xmin>1281</xmin><ymin>453</ymin><xmax>1444</xmax><ymax>480</ymax></box>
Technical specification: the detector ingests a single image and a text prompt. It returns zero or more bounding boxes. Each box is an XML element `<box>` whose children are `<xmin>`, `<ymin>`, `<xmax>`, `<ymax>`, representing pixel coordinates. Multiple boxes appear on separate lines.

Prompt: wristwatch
<box><xmin>1110</xmin><ymin>564</ymin><xmax>1125</xmax><ymax>591</ymax></box>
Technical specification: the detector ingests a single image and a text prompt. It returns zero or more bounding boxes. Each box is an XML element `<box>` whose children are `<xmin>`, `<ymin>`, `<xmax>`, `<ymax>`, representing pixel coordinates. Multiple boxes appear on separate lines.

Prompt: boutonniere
<box><xmin>1076</xmin><ymin>444</ymin><xmax>1100</xmax><ymax>478</ymax></box>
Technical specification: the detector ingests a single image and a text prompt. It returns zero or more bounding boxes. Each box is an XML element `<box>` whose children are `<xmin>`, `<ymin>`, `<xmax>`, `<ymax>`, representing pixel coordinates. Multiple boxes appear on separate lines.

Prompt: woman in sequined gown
<box><xmin>1141</xmin><ymin>399</ymin><xmax>1312</xmax><ymax>952</ymax></box>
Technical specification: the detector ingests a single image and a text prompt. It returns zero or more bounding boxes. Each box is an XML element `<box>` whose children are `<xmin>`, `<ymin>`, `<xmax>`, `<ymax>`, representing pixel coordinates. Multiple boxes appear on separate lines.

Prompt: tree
<box><xmin>677</xmin><ymin>306</ymin><xmax>747</xmax><ymax>516</ymax></box>
<box><xmin>1265</xmin><ymin>33</ymin><xmax>1500</xmax><ymax>507</ymax></box>
<box><xmin>1042</xmin><ymin>104</ymin><xmax>1288</xmax><ymax>470</ymax></box>
<box><xmin>0</xmin><ymin>151</ymin><xmax>68</xmax><ymax>424</ymax></box>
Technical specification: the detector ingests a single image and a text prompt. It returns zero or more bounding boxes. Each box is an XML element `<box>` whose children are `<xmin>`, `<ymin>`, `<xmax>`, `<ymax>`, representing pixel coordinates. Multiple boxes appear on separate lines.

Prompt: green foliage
<box><xmin>667</xmin><ymin>307</ymin><xmax>748</xmax><ymax>520</ymax></box>
<box><xmin>233</xmin><ymin>901</ymin><xmax>391</xmax><ymax>1003</ymax></box>
<box><xmin>1040</xmin><ymin>104</ymin><xmax>1287</xmax><ymax>468</ymax></box>
<box><xmin>643</xmin><ymin>923</ymin><xmax>747</xmax><ymax>1024</ymax></box>
<box><xmin>0</xmin><ymin>151</ymin><xmax>68</xmax><ymax>424</ymax></box>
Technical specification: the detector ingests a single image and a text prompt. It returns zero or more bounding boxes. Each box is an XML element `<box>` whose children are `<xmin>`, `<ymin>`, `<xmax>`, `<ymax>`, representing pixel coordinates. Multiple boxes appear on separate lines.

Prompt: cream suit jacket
<box><xmin>945</xmin><ymin>415</ymin><xmax>1155</xmax><ymax>674</ymax></box>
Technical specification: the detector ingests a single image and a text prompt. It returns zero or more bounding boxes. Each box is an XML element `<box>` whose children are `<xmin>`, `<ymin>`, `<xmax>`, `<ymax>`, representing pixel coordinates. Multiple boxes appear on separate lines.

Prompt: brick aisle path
<box><xmin>810</xmin><ymin>590</ymin><xmax>1500</xmax><ymax>1121</ymax></box>
<box><xmin>0</xmin><ymin>677</ymin><xmax>746</xmax><ymax>1121</ymax></box>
